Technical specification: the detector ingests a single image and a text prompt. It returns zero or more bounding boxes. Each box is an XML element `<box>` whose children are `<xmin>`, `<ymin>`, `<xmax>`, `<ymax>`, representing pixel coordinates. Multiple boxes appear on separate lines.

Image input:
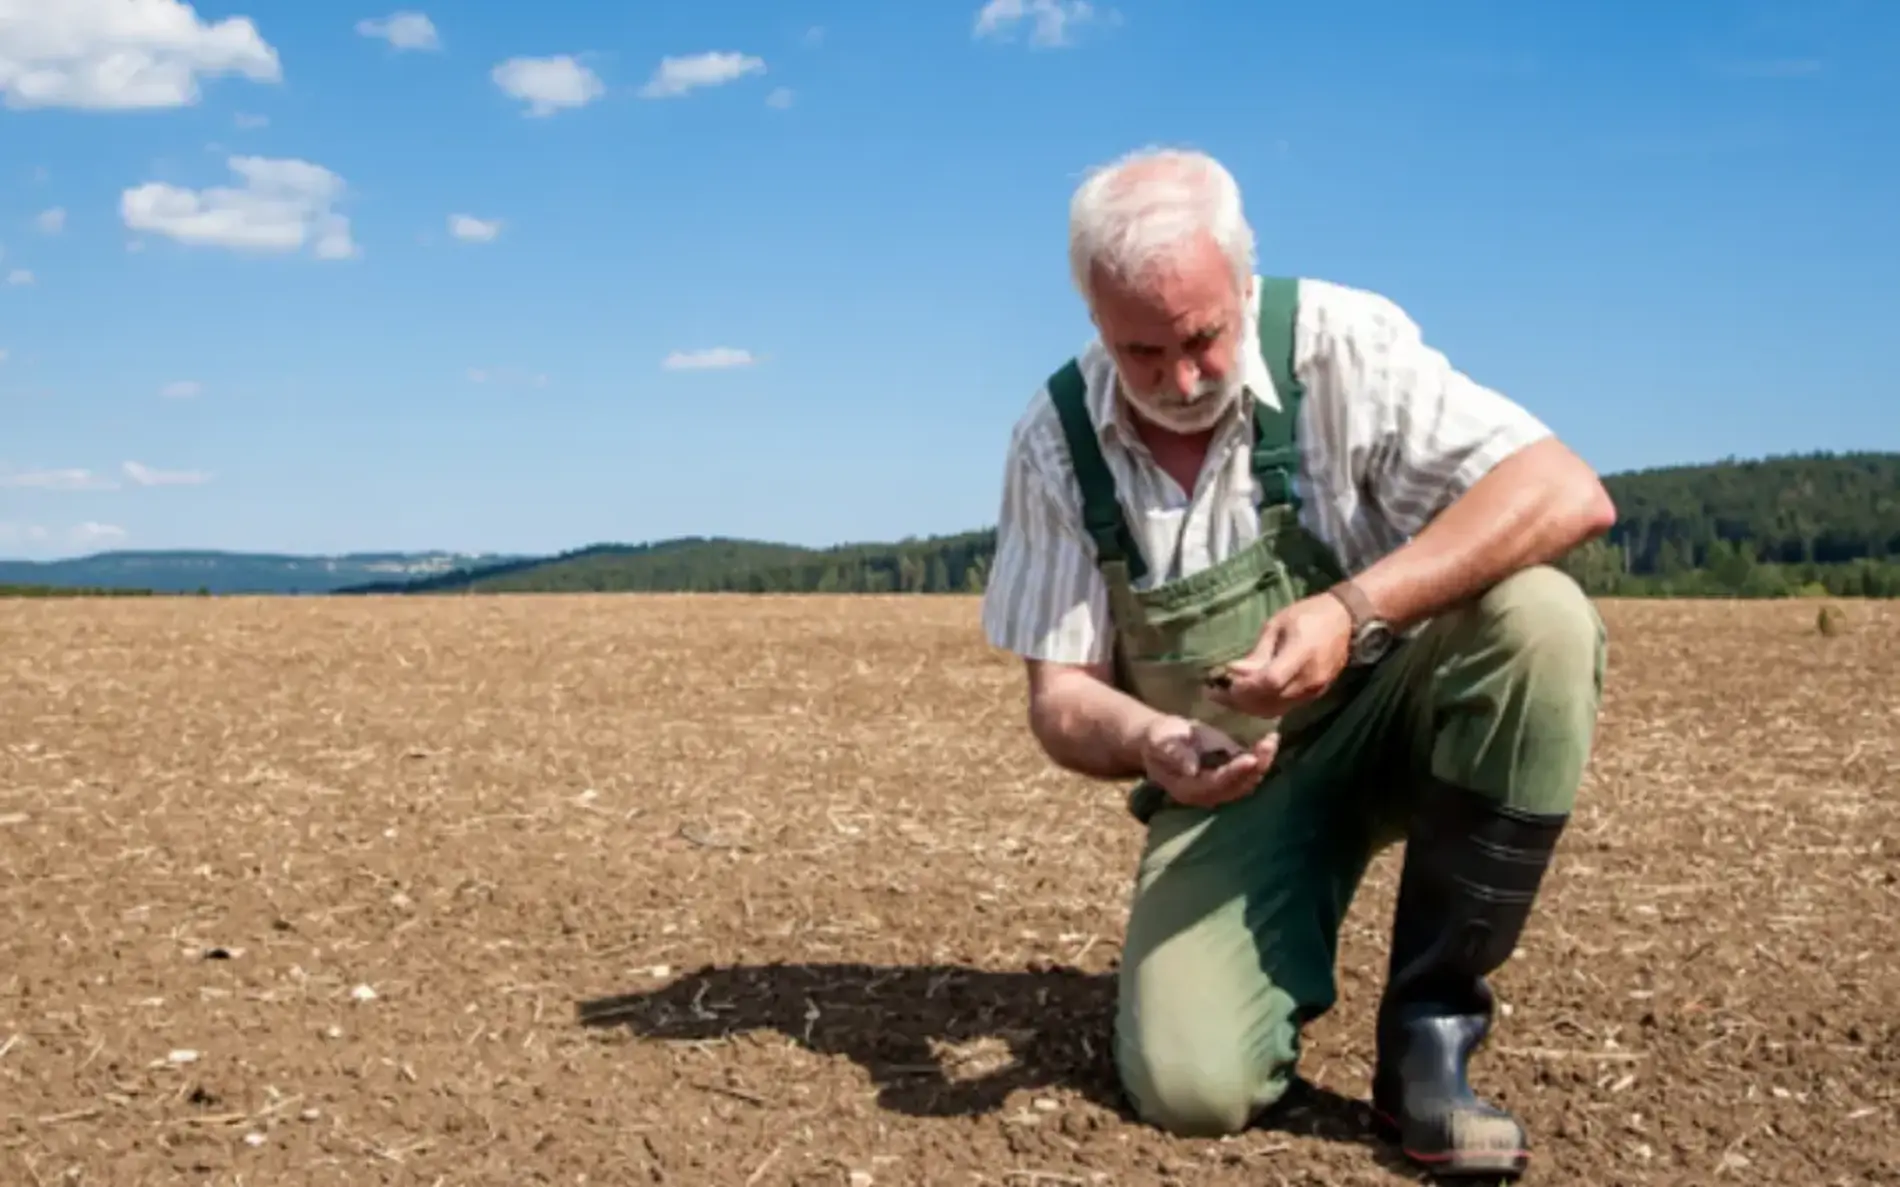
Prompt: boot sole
<box><xmin>1371</xmin><ymin>1105</ymin><xmax>1530</xmax><ymax>1180</ymax></box>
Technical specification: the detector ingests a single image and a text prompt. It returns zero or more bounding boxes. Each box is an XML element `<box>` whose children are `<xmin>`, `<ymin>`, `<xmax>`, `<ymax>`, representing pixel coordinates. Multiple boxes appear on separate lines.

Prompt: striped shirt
<box><xmin>980</xmin><ymin>275</ymin><xmax>1554</xmax><ymax>665</ymax></box>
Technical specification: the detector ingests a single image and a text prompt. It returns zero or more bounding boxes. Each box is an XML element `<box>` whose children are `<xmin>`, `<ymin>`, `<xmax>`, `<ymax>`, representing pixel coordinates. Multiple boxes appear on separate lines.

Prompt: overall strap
<box><xmin>1047</xmin><ymin>359</ymin><xmax>1149</xmax><ymax>583</ymax></box>
<box><xmin>1250</xmin><ymin>276</ymin><xmax>1305</xmax><ymax>512</ymax></box>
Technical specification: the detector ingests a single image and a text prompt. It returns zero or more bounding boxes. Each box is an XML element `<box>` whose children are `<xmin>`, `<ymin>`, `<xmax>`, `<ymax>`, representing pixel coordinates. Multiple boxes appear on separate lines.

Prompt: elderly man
<box><xmin>979</xmin><ymin>146</ymin><xmax>1613</xmax><ymax>1180</ymax></box>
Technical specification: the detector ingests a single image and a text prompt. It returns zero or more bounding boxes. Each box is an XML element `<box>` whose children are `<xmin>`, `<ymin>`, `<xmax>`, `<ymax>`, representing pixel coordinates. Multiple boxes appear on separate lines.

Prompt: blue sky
<box><xmin>1</xmin><ymin>0</ymin><xmax>1895</xmax><ymax>560</ymax></box>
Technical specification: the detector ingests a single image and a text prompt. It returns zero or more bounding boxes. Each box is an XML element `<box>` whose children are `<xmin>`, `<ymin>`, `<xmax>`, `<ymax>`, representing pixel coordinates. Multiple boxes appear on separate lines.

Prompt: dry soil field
<box><xmin>2</xmin><ymin>593</ymin><xmax>1897</xmax><ymax>1186</ymax></box>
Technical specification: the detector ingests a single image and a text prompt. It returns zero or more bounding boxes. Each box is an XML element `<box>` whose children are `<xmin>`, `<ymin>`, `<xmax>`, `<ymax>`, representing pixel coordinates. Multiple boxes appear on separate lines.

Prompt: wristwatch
<box><xmin>1328</xmin><ymin>579</ymin><xmax>1395</xmax><ymax>667</ymax></box>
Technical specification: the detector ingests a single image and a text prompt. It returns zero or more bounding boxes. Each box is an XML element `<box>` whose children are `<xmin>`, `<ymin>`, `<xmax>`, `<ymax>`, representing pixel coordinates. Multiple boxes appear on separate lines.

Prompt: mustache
<box><xmin>1128</xmin><ymin>374</ymin><xmax>1237</xmax><ymax>404</ymax></box>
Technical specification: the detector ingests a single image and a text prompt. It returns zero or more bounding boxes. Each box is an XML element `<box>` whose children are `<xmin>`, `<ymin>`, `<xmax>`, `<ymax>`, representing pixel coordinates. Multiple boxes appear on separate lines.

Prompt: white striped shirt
<box><xmin>980</xmin><ymin>275</ymin><xmax>1554</xmax><ymax>665</ymax></box>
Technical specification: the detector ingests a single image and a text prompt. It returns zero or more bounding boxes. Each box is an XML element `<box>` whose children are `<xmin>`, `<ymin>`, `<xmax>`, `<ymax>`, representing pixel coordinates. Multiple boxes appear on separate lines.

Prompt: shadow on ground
<box><xmin>575</xmin><ymin>960</ymin><xmax>1404</xmax><ymax>1169</ymax></box>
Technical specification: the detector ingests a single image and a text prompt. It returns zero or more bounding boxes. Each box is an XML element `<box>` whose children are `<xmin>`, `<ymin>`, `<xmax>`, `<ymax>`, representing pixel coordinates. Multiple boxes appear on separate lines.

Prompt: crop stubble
<box><xmin>1</xmin><ymin>593</ymin><xmax>1896</xmax><ymax>1186</ymax></box>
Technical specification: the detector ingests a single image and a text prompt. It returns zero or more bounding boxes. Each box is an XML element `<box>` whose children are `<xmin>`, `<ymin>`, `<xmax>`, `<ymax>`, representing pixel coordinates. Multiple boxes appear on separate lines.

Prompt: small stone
<box><xmin>350</xmin><ymin>984</ymin><xmax>377</xmax><ymax>1002</ymax></box>
<box><xmin>243</xmin><ymin>1132</ymin><xmax>266</xmax><ymax>1147</ymax></box>
<box><xmin>167</xmin><ymin>1049</ymin><xmax>200</xmax><ymax>1065</ymax></box>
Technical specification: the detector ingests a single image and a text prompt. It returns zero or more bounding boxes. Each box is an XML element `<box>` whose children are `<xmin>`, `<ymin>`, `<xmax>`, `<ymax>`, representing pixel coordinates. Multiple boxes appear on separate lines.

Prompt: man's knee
<box><xmin>1427</xmin><ymin>564</ymin><xmax>1606</xmax><ymax>815</ymax></box>
<box><xmin>1460</xmin><ymin>564</ymin><xmax>1606</xmax><ymax>695</ymax></box>
<box><xmin>1113</xmin><ymin>948</ymin><xmax>1305</xmax><ymax>1137</ymax></box>
<box><xmin>1115</xmin><ymin>1009</ymin><xmax>1298</xmax><ymax>1136</ymax></box>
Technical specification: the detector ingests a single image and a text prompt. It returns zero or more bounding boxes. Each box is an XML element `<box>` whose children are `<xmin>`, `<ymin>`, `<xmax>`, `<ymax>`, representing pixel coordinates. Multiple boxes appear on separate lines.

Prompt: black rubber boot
<box><xmin>1369</xmin><ymin>779</ymin><xmax>1569</xmax><ymax>1180</ymax></box>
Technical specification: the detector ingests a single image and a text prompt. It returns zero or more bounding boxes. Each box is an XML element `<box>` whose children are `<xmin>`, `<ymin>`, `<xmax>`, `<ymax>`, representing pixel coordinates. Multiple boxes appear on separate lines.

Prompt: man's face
<box><xmin>1089</xmin><ymin>232</ymin><xmax>1248</xmax><ymax>435</ymax></box>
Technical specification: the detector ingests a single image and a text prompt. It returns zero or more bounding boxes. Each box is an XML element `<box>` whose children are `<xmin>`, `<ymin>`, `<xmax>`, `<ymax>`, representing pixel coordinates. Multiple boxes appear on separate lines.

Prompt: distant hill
<box><xmin>339</xmin><ymin>451</ymin><xmax>1900</xmax><ymax>600</ymax></box>
<box><xmin>335</xmin><ymin>532</ymin><xmax>995</xmax><ymax>596</ymax></box>
<box><xmin>0</xmin><ymin>549</ymin><xmax>527</xmax><ymax>595</ymax></box>
<box><xmin>338</xmin><ymin>537</ymin><xmax>825</xmax><ymax>595</ymax></box>
<box><xmin>10</xmin><ymin>452</ymin><xmax>1899</xmax><ymax>600</ymax></box>
<box><xmin>1559</xmin><ymin>450</ymin><xmax>1900</xmax><ymax>597</ymax></box>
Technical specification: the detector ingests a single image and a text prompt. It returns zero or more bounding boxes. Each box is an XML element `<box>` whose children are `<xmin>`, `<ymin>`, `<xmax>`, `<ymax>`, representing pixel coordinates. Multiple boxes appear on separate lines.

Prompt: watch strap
<box><xmin>1328</xmin><ymin>579</ymin><xmax>1377</xmax><ymax>630</ymax></box>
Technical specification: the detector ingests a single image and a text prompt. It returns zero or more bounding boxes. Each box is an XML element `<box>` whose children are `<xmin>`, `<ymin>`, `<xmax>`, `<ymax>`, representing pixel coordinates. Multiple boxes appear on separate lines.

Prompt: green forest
<box><xmin>340</xmin><ymin>451</ymin><xmax>1900</xmax><ymax>599</ymax></box>
<box><xmin>5</xmin><ymin>452</ymin><xmax>1896</xmax><ymax>599</ymax></box>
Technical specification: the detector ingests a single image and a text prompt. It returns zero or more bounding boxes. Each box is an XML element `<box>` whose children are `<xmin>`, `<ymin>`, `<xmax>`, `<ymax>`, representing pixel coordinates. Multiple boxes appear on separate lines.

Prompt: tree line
<box><xmin>384</xmin><ymin>452</ymin><xmax>1900</xmax><ymax>599</ymax></box>
<box><xmin>13</xmin><ymin>452</ymin><xmax>1898</xmax><ymax>600</ymax></box>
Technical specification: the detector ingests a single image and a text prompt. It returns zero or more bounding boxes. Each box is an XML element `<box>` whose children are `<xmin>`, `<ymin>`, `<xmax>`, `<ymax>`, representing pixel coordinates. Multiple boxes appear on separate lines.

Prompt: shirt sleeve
<box><xmin>1320</xmin><ymin>286</ymin><xmax>1553</xmax><ymax>537</ymax></box>
<box><xmin>978</xmin><ymin>416</ymin><xmax>1115</xmax><ymax>666</ymax></box>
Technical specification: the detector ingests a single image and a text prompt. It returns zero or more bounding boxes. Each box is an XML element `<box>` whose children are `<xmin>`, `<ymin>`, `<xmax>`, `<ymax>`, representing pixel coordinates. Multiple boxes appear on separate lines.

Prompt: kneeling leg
<box><xmin>1114</xmin><ymin>770</ymin><xmax>1376</xmax><ymax>1137</ymax></box>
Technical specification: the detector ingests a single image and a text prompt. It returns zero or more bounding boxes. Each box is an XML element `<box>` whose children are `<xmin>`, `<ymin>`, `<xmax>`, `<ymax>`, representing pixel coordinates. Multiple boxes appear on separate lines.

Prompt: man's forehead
<box><xmin>1102</xmin><ymin>296</ymin><xmax>1235</xmax><ymax>343</ymax></box>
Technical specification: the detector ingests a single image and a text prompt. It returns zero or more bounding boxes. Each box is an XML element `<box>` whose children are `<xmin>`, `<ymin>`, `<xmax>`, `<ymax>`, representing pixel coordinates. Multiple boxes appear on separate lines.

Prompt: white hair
<box><xmin>1067</xmin><ymin>146</ymin><xmax>1255</xmax><ymax>307</ymax></box>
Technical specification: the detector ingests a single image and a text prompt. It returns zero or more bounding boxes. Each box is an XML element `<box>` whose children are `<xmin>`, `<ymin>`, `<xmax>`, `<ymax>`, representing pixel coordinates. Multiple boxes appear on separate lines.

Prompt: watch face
<box><xmin>1352</xmin><ymin>622</ymin><xmax>1394</xmax><ymax>665</ymax></box>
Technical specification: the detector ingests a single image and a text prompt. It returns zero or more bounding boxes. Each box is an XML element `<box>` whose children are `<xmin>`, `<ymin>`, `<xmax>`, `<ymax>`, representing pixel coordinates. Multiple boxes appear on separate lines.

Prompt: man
<box><xmin>979</xmin><ymin>146</ymin><xmax>1614</xmax><ymax>1180</ymax></box>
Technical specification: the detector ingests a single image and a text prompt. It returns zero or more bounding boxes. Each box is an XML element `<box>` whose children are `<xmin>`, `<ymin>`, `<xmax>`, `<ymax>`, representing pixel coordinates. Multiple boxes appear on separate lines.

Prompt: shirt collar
<box><xmin>1087</xmin><ymin>274</ymin><xmax>1282</xmax><ymax>444</ymax></box>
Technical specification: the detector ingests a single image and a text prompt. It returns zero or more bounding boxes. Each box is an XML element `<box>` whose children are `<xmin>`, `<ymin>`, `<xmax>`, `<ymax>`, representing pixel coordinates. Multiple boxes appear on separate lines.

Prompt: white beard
<box><xmin>1120</xmin><ymin>370</ymin><xmax>1244</xmax><ymax>434</ymax></box>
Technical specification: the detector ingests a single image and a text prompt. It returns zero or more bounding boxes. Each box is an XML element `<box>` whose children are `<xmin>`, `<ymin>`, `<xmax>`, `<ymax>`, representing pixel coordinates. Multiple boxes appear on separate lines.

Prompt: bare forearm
<box><xmin>1354</xmin><ymin>438</ymin><xmax>1616</xmax><ymax>629</ymax></box>
<box><xmin>1025</xmin><ymin>663</ymin><xmax>1161</xmax><ymax>780</ymax></box>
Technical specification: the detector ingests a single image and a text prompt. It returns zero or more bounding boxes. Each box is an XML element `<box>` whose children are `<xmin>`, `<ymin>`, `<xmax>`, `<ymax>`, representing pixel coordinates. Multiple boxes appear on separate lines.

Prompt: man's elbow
<box><xmin>1023</xmin><ymin>658</ymin><xmax>1115</xmax><ymax>772</ymax></box>
<box><xmin>1574</xmin><ymin>474</ymin><xmax>1617</xmax><ymax>541</ymax></box>
<box><xmin>1025</xmin><ymin>690</ymin><xmax>1064</xmax><ymax>759</ymax></box>
<box><xmin>1025</xmin><ymin>665</ymin><xmax>1081</xmax><ymax>761</ymax></box>
<box><xmin>1531</xmin><ymin>437</ymin><xmax>1617</xmax><ymax>544</ymax></box>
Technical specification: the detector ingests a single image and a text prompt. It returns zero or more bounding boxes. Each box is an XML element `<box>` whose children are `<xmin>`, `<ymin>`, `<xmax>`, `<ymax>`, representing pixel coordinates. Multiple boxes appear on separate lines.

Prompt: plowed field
<box><xmin>3</xmin><ymin>594</ymin><xmax>1896</xmax><ymax>1185</ymax></box>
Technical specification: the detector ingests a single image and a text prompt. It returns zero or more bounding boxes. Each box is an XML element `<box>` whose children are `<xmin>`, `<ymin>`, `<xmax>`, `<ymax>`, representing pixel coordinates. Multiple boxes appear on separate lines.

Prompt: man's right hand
<box><xmin>1136</xmin><ymin>714</ymin><xmax>1278</xmax><ymax>809</ymax></box>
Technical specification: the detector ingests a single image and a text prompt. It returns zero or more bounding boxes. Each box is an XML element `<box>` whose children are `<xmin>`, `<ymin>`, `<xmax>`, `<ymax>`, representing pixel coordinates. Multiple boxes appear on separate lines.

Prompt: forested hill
<box><xmin>0</xmin><ymin>549</ymin><xmax>523</xmax><ymax>595</ymax></box>
<box><xmin>338</xmin><ymin>532</ymin><xmax>1000</xmax><ymax>596</ymax></box>
<box><xmin>340</xmin><ymin>451</ymin><xmax>1900</xmax><ymax>599</ymax></box>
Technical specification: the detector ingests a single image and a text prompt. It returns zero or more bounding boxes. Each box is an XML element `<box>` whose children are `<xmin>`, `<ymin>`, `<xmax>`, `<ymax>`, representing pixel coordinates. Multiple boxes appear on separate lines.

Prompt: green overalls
<box><xmin>1044</xmin><ymin>276</ymin><xmax>1609</xmax><ymax>1148</ymax></box>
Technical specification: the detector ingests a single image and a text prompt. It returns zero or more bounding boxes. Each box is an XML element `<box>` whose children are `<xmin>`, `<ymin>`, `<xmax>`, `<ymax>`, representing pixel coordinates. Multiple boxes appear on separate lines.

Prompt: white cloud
<box><xmin>0</xmin><ymin>347</ymin><xmax>8</xmax><ymax>363</ymax></box>
<box><xmin>802</xmin><ymin>27</ymin><xmax>825</xmax><ymax>47</ymax></box>
<box><xmin>766</xmin><ymin>86</ymin><xmax>794</xmax><ymax>109</ymax></box>
<box><xmin>491</xmin><ymin>55</ymin><xmax>603</xmax><ymax>117</ymax></box>
<box><xmin>70</xmin><ymin>522</ymin><xmax>126</xmax><ymax>547</ymax></box>
<box><xmin>0</xmin><ymin>0</ymin><xmax>281</xmax><ymax>110</ymax></box>
<box><xmin>639</xmin><ymin>52</ymin><xmax>765</xmax><ymax>99</ymax></box>
<box><xmin>123</xmin><ymin>460</ymin><xmax>211</xmax><ymax>486</ymax></box>
<box><xmin>663</xmin><ymin>347</ymin><xmax>757</xmax><ymax>371</ymax></box>
<box><xmin>355</xmin><ymin>12</ymin><xmax>440</xmax><ymax>52</ymax></box>
<box><xmin>233</xmin><ymin>111</ymin><xmax>267</xmax><ymax>128</ymax></box>
<box><xmin>160</xmin><ymin>379</ymin><xmax>202</xmax><ymax>398</ymax></box>
<box><xmin>448</xmin><ymin>213</ymin><xmax>500</xmax><ymax>242</ymax></box>
<box><xmin>974</xmin><ymin>0</ymin><xmax>1098</xmax><ymax>47</ymax></box>
<box><xmin>0</xmin><ymin>522</ymin><xmax>50</xmax><ymax>547</ymax></box>
<box><xmin>6</xmin><ymin>269</ymin><xmax>33</xmax><ymax>286</ymax></box>
<box><xmin>120</xmin><ymin>155</ymin><xmax>357</xmax><ymax>259</ymax></box>
<box><xmin>0</xmin><ymin>466</ymin><xmax>116</xmax><ymax>491</ymax></box>
<box><xmin>34</xmin><ymin>207</ymin><xmax>64</xmax><ymax>233</ymax></box>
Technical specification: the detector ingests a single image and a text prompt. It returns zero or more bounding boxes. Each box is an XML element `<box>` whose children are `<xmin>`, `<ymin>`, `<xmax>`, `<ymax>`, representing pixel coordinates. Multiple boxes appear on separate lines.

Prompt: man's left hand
<box><xmin>1206</xmin><ymin>592</ymin><xmax>1354</xmax><ymax>719</ymax></box>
